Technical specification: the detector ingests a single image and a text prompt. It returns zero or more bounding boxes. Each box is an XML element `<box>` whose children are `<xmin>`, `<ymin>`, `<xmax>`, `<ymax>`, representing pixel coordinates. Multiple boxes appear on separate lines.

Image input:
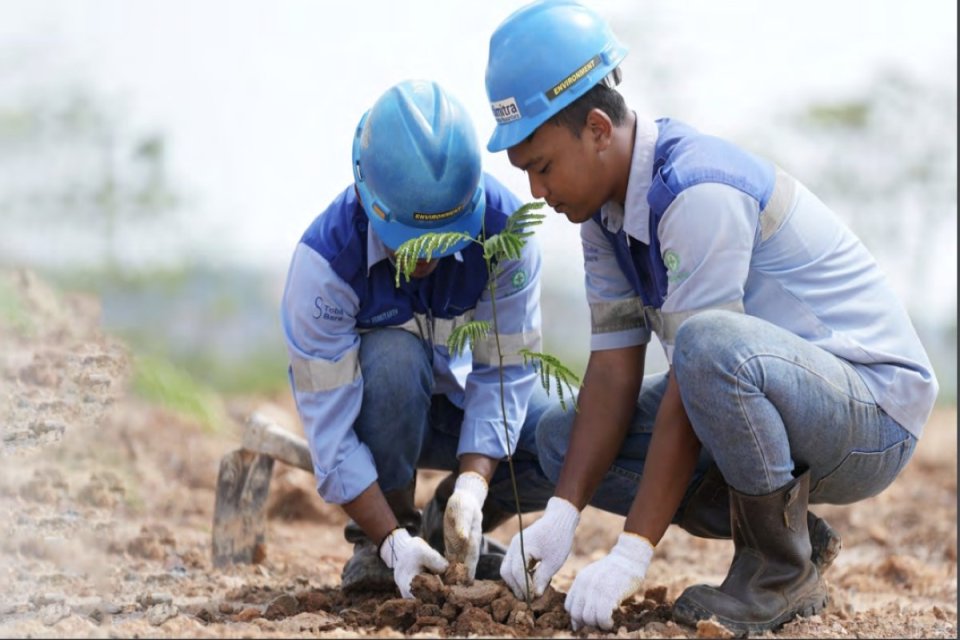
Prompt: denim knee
<box><xmin>359</xmin><ymin>329</ymin><xmax>433</xmax><ymax>397</ymax></box>
<box><xmin>535</xmin><ymin>401</ymin><xmax>576</xmax><ymax>484</ymax></box>
<box><xmin>354</xmin><ymin>329</ymin><xmax>433</xmax><ymax>488</ymax></box>
<box><xmin>674</xmin><ymin>310</ymin><xmax>744</xmax><ymax>375</ymax></box>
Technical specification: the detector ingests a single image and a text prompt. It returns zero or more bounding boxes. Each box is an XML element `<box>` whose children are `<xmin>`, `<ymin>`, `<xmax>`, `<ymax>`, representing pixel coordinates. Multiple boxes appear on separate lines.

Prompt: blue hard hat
<box><xmin>352</xmin><ymin>79</ymin><xmax>485</xmax><ymax>257</ymax></box>
<box><xmin>485</xmin><ymin>0</ymin><xmax>629</xmax><ymax>152</ymax></box>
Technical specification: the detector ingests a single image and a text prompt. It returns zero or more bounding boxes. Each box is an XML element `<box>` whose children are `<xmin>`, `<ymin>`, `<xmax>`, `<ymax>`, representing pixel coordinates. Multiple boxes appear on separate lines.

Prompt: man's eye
<box><xmin>538</xmin><ymin>162</ymin><xmax>551</xmax><ymax>175</ymax></box>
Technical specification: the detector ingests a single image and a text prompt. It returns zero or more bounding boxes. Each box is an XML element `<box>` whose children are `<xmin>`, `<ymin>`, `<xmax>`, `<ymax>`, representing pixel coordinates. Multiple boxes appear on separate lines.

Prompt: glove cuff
<box><xmin>544</xmin><ymin>496</ymin><xmax>581</xmax><ymax>531</ymax></box>
<box><xmin>379</xmin><ymin>527</ymin><xmax>413</xmax><ymax>568</ymax></box>
<box><xmin>612</xmin><ymin>531</ymin><xmax>655</xmax><ymax>571</ymax></box>
<box><xmin>454</xmin><ymin>471</ymin><xmax>489</xmax><ymax>504</ymax></box>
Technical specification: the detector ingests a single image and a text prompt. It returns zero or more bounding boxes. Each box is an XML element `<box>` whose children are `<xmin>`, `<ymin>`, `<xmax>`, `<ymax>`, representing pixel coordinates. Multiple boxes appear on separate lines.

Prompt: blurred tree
<box><xmin>0</xmin><ymin>85</ymin><xmax>181</xmax><ymax>271</ymax></box>
<box><xmin>763</xmin><ymin>66</ymin><xmax>956</xmax><ymax>305</ymax></box>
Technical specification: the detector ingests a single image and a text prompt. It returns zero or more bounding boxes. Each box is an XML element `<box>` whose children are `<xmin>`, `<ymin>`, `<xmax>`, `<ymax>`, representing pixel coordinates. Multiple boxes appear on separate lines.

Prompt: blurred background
<box><xmin>1</xmin><ymin>0</ymin><xmax>956</xmax><ymax>422</ymax></box>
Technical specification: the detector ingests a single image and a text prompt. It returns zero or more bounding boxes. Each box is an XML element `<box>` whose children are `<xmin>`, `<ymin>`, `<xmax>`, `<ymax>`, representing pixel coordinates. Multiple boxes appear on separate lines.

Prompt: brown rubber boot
<box><xmin>341</xmin><ymin>480</ymin><xmax>421</xmax><ymax>592</ymax></box>
<box><xmin>672</xmin><ymin>470</ymin><xmax>829</xmax><ymax>635</ymax></box>
<box><xmin>421</xmin><ymin>472</ymin><xmax>511</xmax><ymax>579</ymax></box>
<box><xmin>677</xmin><ymin>463</ymin><xmax>841</xmax><ymax>573</ymax></box>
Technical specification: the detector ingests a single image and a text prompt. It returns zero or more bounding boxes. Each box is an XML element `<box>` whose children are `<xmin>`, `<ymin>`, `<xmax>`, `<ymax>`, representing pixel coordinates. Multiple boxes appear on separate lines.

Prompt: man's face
<box><xmin>506</xmin><ymin>119</ymin><xmax>608</xmax><ymax>224</ymax></box>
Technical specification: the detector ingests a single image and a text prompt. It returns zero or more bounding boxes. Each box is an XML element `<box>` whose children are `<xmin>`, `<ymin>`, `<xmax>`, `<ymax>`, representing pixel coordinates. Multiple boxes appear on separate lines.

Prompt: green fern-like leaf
<box><xmin>447</xmin><ymin>321</ymin><xmax>492</xmax><ymax>358</ymax></box>
<box><xmin>394</xmin><ymin>232</ymin><xmax>477</xmax><ymax>285</ymax></box>
<box><xmin>483</xmin><ymin>232</ymin><xmax>526</xmax><ymax>262</ymax></box>
<box><xmin>504</xmin><ymin>201</ymin><xmax>546</xmax><ymax>237</ymax></box>
<box><xmin>518</xmin><ymin>349</ymin><xmax>581</xmax><ymax>412</ymax></box>
<box><xmin>482</xmin><ymin>202</ymin><xmax>545</xmax><ymax>263</ymax></box>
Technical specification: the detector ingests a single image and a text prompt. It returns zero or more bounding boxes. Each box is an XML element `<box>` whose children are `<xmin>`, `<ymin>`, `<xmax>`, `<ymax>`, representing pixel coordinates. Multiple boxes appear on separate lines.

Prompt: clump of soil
<box><xmin>208</xmin><ymin>564</ymin><xmax>673</xmax><ymax>637</ymax></box>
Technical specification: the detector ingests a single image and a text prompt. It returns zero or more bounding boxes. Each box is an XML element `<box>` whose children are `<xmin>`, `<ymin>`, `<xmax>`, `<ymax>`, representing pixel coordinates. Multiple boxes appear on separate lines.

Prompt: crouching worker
<box><xmin>280</xmin><ymin>79</ymin><xmax>554</xmax><ymax>598</ymax></box>
<box><xmin>482</xmin><ymin>0</ymin><xmax>939</xmax><ymax>633</ymax></box>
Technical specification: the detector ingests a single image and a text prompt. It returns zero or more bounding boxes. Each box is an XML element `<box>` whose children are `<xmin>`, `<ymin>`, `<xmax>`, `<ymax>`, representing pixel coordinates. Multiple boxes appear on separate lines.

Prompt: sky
<box><xmin>2</xmin><ymin>0</ymin><xmax>957</xmax><ymax>325</ymax></box>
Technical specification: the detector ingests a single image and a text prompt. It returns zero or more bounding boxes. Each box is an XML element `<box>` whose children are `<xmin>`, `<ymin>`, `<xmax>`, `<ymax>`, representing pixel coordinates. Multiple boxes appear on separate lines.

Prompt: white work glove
<box><xmin>443</xmin><ymin>471</ymin><xmax>488</xmax><ymax>579</ymax></box>
<box><xmin>565</xmin><ymin>532</ymin><xmax>654</xmax><ymax>631</ymax></box>
<box><xmin>501</xmin><ymin>496</ymin><xmax>580</xmax><ymax>599</ymax></box>
<box><xmin>379</xmin><ymin>528</ymin><xmax>449</xmax><ymax>599</ymax></box>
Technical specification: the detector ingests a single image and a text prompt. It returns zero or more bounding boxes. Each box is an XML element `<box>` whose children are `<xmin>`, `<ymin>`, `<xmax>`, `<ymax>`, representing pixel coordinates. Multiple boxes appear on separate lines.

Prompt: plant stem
<box><xmin>486</xmin><ymin>258</ymin><xmax>531</xmax><ymax>604</ymax></box>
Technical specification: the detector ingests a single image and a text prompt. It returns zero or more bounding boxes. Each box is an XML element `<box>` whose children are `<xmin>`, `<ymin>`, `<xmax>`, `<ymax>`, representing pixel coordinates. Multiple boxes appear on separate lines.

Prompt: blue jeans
<box><xmin>353</xmin><ymin>328</ymin><xmax>555</xmax><ymax>513</ymax></box>
<box><xmin>538</xmin><ymin>310</ymin><xmax>916</xmax><ymax>515</ymax></box>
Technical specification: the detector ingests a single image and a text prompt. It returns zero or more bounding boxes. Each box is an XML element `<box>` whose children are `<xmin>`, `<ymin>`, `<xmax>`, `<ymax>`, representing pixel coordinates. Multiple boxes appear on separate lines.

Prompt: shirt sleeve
<box><xmin>581</xmin><ymin>219</ymin><xmax>652</xmax><ymax>351</ymax></box>
<box><xmin>655</xmin><ymin>182</ymin><xmax>757</xmax><ymax>362</ymax></box>
<box><xmin>458</xmin><ymin>233</ymin><xmax>544</xmax><ymax>459</ymax></box>
<box><xmin>280</xmin><ymin>242</ymin><xmax>377</xmax><ymax>504</ymax></box>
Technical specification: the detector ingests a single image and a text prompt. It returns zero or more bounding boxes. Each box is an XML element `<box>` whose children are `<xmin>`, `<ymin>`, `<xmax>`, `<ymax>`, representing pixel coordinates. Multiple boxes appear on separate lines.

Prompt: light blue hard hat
<box><xmin>485</xmin><ymin>0</ymin><xmax>629</xmax><ymax>152</ymax></box>
<box><xmin>352</xmin><ymin>79</ymin><xmax>485</xmax><ymax>257</ymax></box>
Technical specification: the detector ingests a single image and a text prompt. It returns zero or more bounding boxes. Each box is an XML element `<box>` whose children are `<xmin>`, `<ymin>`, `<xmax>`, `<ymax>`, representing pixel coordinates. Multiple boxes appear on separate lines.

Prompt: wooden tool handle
<box><xmin>243</xmin><ymin>413</ymin><xmax>313</xmax><ymax>472</ymax></box>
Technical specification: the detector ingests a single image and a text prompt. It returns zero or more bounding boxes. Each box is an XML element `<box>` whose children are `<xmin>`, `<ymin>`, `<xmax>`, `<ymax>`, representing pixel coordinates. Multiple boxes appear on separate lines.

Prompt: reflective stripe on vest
<box><xmin>291</xmin><ymin>348</ymin><xmax>360</xmax><ymax>393</ymax></box>
<box><xmin>472</xmin><ymin>328</ymin><xmax>543</xmax><ymax>366</ymax></box>
<box><xmin>590</xmin><ymin>297</ymin><xmax>646</xmax><ymax>336</ymax></box>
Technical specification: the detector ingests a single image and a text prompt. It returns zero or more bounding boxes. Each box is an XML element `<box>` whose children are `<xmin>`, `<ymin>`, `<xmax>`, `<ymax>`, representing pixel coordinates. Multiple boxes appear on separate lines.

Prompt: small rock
<box><xmin>137</xmin><ymin>592</ymin><xmax>173</xmax><ymax>608</ymax></box>
<box><xmin>218</xmin><ymin>601</ymin><xmax>236</xmax><ymax>614</ymax></box>
<box><xmin>195</xmin><ymin>607</ymin><xmax>217</xmax><ymax>623</ymax></box>
<box><xmin>276</xmin><ymin>612</ymin><xmax>339</xmax><ymax>633</ymax></box>
<box><xmin>535</xmin><ymin>610</ymin><xmax>571</xmax><ymax>629</ymax></box>
<box><xmin>235</xmin><ymin>606</ymin><xmax>263</xmax><ymax>622</ymax></box>
<box><xmin>30</xmin><ymin>592</ymin><xmax>66</xmax><ymax>607</ymax></box>
<box><xmin>490</xmin><ymin>595</ymin><xmax>514</xmax><ymax>623</ymax></box>
<box><xmin>40</xmin><ymin>603</ymin><xmax>71</xmax><ymax>626</ymax></box>
<box><xmin>409</xmin><ymin>573</ymin><xmax>445</xmax><ymax>605</ymax></box>
<box><xmin>417</xmin><ymin>603</ymin><xmax>442</xmax><ymax>618</ymax></box>
<box><xmin>295</xmin><ymin>590</ymin><xmax>330</xmax><ymax>612</ymax></box>
<box><xmin>530</xmin><ymin>585</ymin><xmax>565</xmax><ymax>613</ymax></box>
<box><xmin>448</xmin><ymin>580</ymin><xmax>503</xmax><ymax>607</ymax></box>
<box><xmin>147</xmin><ymin>603</ymin><xmax>179</xmax><ymax>626</ymax></box>
<box><xmin>454</xmin><ymin>607</ymin><xmax>496</xmax><ymax>637</ymax></box>
<box><xmin>507</xmin><ymin>605</ymin><xmax>535</xmax><ymax>629</ymax></box>
<box><xmin>440</xmin><ymin>601</ymin><xmax>458</xmax><ymax>620</ymax></box>
<box><xmin>264</xmin><ymin>593</ymin><xmax>299</xmax><ymax>620</ymax></box>
<box><xmin>375</xmin><ymin>598</ymin><xmax>419</xmax><ymax>630</ymax></box>
<box><xmin>696</xmin><ymin>617</ymin><xmax>736</xmax><ymax>638</ymax></box>
<box><xmin>644</xmin><ymin>585</ymin><xmax>668</xmax><ymax>604</ymax></box>
<box><xmin>31</xmin><ymin>420</ymin><xmax>66</xmax><ymax>437</ymax></box>
<box><xmin>442</xmin><ymin>562</ymin><xmax>470</xmax><ymax>586</ymax></box>
<box><xmin>411</xmin><ymin>615</ymin><xmax>449</xmax><ymax>632</ymax></box>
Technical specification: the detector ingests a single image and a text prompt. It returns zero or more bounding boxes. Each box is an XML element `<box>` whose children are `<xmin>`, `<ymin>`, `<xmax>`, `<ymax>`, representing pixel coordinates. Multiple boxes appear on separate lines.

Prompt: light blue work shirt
<box><xmin>582</xmin><ymin>116</ymin><xmax>937</xmax><ymax>438</ymax></box>
<box><xmin>281</xmin><ymin>180</ymin><xmax>543</xmax><ymax>504</ymax></box>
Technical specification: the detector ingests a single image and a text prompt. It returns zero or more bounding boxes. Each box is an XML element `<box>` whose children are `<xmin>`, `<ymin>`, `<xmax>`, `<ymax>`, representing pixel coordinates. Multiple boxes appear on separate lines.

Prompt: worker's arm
<box><xmin>341</xmin><ymin>481</ymin><xmax>398</xmax><ymax>547</ymax></box>
<box><xmin>624</xmin><ymin>370</ymin><xmax>700</xmax><ymax>543</ymax></box>
<box><xmin>554</xmin><ymin>343</ymin><xmax>646</xmax><ymax>508</ymax></box>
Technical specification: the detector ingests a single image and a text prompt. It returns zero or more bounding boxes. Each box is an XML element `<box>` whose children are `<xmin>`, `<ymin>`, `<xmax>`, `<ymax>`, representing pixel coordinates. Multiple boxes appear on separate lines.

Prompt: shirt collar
<box><xmin>365</xmin><ymin>226</ymin><xmax>463</xmax><ymax>275</ymax></box>
<box><xmin>599</xmin><ymin>114</ymin><xmax>659</xmax><ymax>244</ymax></box>
<box><xmin>366</xmin><ymin>226</ymin><xmax>390</xmax><ymax>275</ymax></box>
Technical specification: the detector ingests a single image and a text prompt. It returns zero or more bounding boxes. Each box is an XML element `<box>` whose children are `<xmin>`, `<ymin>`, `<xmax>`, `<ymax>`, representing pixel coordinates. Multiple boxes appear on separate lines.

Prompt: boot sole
<box><xmin>673</xmin><ymin>587</ymin><xmax>829</xmax><ymax>636</ymax></box>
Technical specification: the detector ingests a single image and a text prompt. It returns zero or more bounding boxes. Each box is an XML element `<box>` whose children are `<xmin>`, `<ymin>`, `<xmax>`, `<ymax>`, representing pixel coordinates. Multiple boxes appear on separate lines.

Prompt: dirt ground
<box><xmin>1</xmin><ymin>267</ymin><xmax>957</xmax><ymax>639</ymax></box>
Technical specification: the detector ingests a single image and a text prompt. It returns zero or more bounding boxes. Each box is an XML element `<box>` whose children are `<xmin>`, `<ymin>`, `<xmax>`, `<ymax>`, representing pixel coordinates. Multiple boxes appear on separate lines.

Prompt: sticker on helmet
<box><xmin>491</xmin><ymin>97</ymin><xmax>522</xmax><ymax>124</ymax></box>
<box><xmin>546</xmin><ymin>55</ymin><xmax>601</xmax><ymax>101</ymax></box>
<box><xmin>413</xmin><ymin>202</ymin><xmax>465</xmax><ymax>222</ymax></box>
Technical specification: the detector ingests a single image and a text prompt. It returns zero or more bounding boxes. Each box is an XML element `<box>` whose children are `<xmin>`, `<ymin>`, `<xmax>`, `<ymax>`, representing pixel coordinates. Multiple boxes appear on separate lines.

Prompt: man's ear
<box><xmin>585</xmin><ymin>108</ymin><xmax>614</xmax><ymax>151</ymax></box>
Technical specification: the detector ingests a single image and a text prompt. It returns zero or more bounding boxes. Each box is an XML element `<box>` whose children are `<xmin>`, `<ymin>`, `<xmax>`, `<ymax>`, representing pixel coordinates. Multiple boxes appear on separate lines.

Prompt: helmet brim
<box><xmin>366</xmin><ymin>185</ymin><xmax>486</xmax><ymax>259</ymax></box>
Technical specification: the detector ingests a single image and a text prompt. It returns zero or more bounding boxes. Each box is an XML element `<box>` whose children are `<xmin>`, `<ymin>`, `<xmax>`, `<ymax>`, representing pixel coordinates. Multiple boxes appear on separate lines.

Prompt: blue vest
<box><xmin>300</xmin><ymin>173</ymin><xmax>515</xmax><ymax>329</ymax></box>
<box><xmin>594</xmin><ymin>118</ymin><xmax>777</xmax><ymax>308</ymax></box>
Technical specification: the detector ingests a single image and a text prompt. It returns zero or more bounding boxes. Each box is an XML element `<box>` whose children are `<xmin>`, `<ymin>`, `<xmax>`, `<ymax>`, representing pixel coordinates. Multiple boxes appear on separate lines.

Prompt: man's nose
<box><xmin>528</xmin><ymin>173</ymin><xmax>549</xmax><ymax>200</ymax></box>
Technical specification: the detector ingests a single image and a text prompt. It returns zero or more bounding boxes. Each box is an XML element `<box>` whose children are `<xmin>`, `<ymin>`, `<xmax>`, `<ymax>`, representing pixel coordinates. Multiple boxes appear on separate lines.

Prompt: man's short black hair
<box><xmin>548</xmin><ymin>82</ymin><xmax>628</xmax><ymax>138</ymax></box>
